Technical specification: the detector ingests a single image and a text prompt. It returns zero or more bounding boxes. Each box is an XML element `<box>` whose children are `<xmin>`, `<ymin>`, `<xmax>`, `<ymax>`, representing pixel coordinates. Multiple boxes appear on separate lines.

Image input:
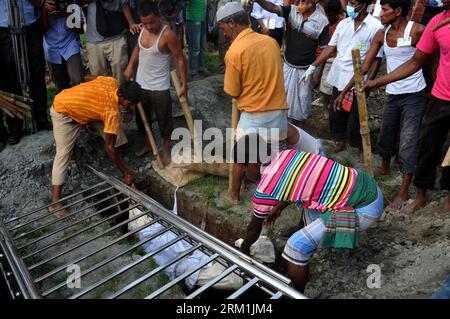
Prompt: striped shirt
<box><xmin>53</xmin><ymin>76</ymin><xmax>121</xmax><ymax>135</ymax></box>
<box><xmin>253</xmin><ymin>149</ymin><xmax>377</xmax><ymax>218</ymax></box>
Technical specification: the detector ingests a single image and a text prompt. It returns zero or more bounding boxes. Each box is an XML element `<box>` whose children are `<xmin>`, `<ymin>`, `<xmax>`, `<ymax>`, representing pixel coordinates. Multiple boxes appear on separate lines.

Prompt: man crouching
<box><xmin>48</xmin><ymin>76</ymin><xmax>141</xmax><ymax>219</ymax></box>
<box><xmin>237</xmin><ymin>134</ymin><xmax>384</xmax><ymax>293</ymax></box>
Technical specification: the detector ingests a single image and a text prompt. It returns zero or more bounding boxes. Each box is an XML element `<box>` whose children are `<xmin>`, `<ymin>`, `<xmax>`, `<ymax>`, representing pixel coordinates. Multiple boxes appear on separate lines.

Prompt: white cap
<box><xmin>216</xmin><ymin>2</ymin><xmax>245</xmax><ymax>23</ymax></box>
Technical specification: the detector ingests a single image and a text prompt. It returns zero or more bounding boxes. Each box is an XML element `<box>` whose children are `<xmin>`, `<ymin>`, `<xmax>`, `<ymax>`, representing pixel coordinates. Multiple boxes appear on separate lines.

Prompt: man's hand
<box><xmin>123</xmin><ymin>173</ymin><xmax>134</xmax><ymax>186</ymax></box>
<box><xmin>311</xmin><ymin>71</ymin><xmax>321</xmax><ymax>89</ymax></box>
<box><xmin>261</xmin><ymin>26</ymin><xmax>269</xmax><ymax>35</ymax></box>
<box><xmin>333</xmin><ymin>92</ymin><xmax>344</xmax><ymax>112</ymax></box>
<box><xmin>179</xmin><ymin>81</ymin><xmax>188</xmax><ymax>98</ymax></box>
<box><xmin>300</xmin><ymin>65</ymin><xmax>317</xmax><ymax>84</ymax></box>
<box><xmin>129</xmin><ymin>23</ymin><xmax>142</xmax><ymax>35</ymax></box>
<box><xmin>44</xmin><ymin>0</ymin><xmax>57</xmax><ymax>13</ymax></box>
<box><xmin>361</xmin><ymin>80</ymin><xmax>378</xmax><ymax>92</ymax></box>
<box><xmin>263</xmin><ymin>204</ymin><xmax>284</xmax><ymax>228</ymax></box>
<box><xmin>124</xmin><ymin>66</ymin><xmax>134</xmax><ymax>81</ymax></box>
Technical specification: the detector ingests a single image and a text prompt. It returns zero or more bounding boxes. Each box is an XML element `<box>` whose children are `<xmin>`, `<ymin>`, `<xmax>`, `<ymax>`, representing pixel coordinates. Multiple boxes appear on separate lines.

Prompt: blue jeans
<box><xmin>186</xmin><ymin>20</ymin><xmax>205</xmax><ymax>76</ymax></box>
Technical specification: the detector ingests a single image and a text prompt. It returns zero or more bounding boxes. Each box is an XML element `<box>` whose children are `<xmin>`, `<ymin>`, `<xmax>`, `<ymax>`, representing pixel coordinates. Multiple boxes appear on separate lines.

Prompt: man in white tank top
<box><xmin>124</xmin><ymin>0</ymin><xmax>188</xmax><ymax>166</ymax></box>
<box><xmin>335</xmin><ymin>0</ymin><xmax>427</xmax><ymax>210</ymax></box>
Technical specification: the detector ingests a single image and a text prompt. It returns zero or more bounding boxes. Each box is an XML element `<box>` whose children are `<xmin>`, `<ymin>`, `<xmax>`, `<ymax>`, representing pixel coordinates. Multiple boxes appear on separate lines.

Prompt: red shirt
<box><xmin>416</xmin><ymin>10</ymin><xmax>450</xmax><ymax>101</ymax></box>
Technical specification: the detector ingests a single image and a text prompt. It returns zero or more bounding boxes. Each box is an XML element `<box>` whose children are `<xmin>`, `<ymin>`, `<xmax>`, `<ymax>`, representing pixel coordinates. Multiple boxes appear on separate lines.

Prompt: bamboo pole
<box><xmin>171</xmin><ymin>70</ymin><xmax>203</xmax><ymax>162</ymax></box>
<box><xmin>229</xmin><ymin>99</ymin><xmax>240</xmax><ymax>191</ymax></box>
<box><xmin>352</xmin><ymin>49</ymin><xmax>374</xmax><ymax>176</ymax></box>
<box><xmin>136</xmin><ymin>102</ymin><xmax>164</xmax><ymax>168</ymax></box>
<box><xmin>0</xmin><ymin>104</ymin><xmax>16</xmax><ymax>118</ymax></box>
<box><xmin>0</xmin><ymin>90</ymin><xmax>33</xmax><ymax>103</ymax></box>
<box><xmin>0</xmin><ymin>95</ymin><xmax>32</xmax><ymax>110</ymax></box>
<box><xmin>0</xmin><ymin>96</ymin><xmax>29</xmax><ymax>115</ymax></box>
<box><xmin>170</xmin><ymin>70</ymin><xmax>195</xmax><ymax>138</ymax></box>
<box><xmin>0</xmin><ymin>97</ymin><xmax>26</xmax><ymax>118</ymax></box>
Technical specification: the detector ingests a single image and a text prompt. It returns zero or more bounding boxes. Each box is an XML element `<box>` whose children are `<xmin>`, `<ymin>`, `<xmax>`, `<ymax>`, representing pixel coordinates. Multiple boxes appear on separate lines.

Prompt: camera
<box><xmin>53</xmin><ymin>0</ymin><xmax>69</xmax><ymax>12</ymax></box>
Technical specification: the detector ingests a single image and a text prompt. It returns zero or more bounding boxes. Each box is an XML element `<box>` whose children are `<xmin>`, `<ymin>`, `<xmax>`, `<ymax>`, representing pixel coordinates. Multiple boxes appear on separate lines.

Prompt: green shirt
<box><xmin>186</xmin><ymin>0</ymin><xmax>206</xmax><ymax>22</ymax></box>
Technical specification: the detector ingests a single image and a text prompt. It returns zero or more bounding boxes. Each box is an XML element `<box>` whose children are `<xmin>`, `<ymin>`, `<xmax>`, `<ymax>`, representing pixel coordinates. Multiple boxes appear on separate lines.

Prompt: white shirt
<box><xmin>251</xmin><ymin>1</ymin><xmax>285</xmax><ymax>29</ymax></box>
<box><xmin>326</xmin><ymin>14</ymin><xmax>383</xmax><ymax>91</ymax></box>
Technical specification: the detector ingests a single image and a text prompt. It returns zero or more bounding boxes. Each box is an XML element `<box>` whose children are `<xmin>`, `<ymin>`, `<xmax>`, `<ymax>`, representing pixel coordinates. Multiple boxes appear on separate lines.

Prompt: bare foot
<box><xmin>444</xmin><ymin>195</ymin><xmax>450</xmax><ymax>213</ymax></box>
<box><xmin>48</xmin><ymin>203</ymin><xmax>76</xmax><ymax>221</ymax></box>
<box><xmin>406</xmin><ymin>197</ymin><xmax>426</xmax><ymax>214</ymax></box>
<box><xmin>379</xmin><ymin>158</ymin><xmax>391</xmax><ymax>176</ymax></box>
<box><xmin>220</xmin><ymin>191</ymin><xmax>238</xmax><ymax>205</ymax></box>
<box><xmin>387</xmin><ymin>193</ymin><xmax>409</xmax><ymax>210</ymax></box>
<box><xmin>378</xmin><ymin>168</ymin><xmax>390</xmax><ymax>176</ymax></box>
<box><xmin>135</xmin><ymin>144</ymin><xmax>150</xmax><ymax>157</ymax></box>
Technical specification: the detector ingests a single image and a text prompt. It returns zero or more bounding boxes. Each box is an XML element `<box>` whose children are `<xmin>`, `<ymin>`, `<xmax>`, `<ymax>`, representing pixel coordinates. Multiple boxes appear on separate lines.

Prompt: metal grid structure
<box><xmin>0</xmin><ymin>167</ymin><xmax>306</xmax><ymax>299</ymax></box>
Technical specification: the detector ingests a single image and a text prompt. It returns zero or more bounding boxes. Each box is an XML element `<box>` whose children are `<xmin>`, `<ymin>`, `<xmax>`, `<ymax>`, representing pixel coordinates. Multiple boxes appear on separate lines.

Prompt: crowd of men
<box><xmin>0</xmin><ymin>0</ymin><xmax>449</xmax><ymax>294</ymax></box>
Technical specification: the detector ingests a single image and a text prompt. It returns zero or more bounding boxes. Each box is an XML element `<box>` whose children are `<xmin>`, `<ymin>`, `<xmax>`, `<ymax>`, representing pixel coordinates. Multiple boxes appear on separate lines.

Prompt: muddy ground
<box><xmin>0</xmin><ymin>75</ymin><xmax>449</xmax><ymax>299</ymax></box>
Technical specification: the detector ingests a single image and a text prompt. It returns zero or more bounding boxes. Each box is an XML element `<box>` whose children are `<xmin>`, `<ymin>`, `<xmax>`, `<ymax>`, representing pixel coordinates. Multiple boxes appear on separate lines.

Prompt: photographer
<box><xmin>0</xmin><ymin>0</ymin><xmax>49</xmax><ymax>145</ymax></box>
<box><xmin>80</xmin><ymin>0</ymin><xmax>141</xmax><ymax>84</ymax></box>
<box><xmin>42</xmin><ymin>0</ymin><xmax>84</xmax><ymax>92</ymax></box>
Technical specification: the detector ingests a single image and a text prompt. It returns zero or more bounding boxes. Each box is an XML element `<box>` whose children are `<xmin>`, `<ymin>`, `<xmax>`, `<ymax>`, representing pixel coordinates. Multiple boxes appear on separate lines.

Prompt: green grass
<box><xmin>204</xmin><ymin>50</ymin><xmax>220</xmax><ymax>74</ymax></box>
<box><xmin>342</xmin><ymin>157</ymin><xmax>354</xmax><ymax>168</ymax></box>
<box><xmin>80</xmin><ymin>33</ymin><xmax>87</xmax><ymax>47</ymax></box>
<box><xmin>46</xmin><ymin>86</ymin><xmax>57</xmax><ymax>123</ymax></box>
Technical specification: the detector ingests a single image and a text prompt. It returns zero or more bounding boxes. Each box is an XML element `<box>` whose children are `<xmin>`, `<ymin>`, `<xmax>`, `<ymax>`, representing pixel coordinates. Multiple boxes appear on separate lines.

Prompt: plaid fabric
<box><xmin>320</xmin><ymin>209</ymin><xmax>359</xmax><ymax>249</ymax></box>
<box><xmin>282</xmin><ymin>216</ymin><xmax>325</xmax><ymax>266</ymax></box>
<box><xmin>342</xmin><ymin>88</ymin><xmax>354</xmax><ymax>112</ymax></box>
<box><xmin>282</xmin><ymin>187</ymin><xmax>383</xmax><ymax>265</ymax></box>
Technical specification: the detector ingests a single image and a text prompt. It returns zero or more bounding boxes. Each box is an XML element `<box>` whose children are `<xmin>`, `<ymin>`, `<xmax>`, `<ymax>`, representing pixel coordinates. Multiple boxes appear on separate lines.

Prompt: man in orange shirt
<box><xmin>217</xmin><ymin>2</ymin><xmax>288</xmax><ymax>204</ymax></box>
<box><xmin>48</xmin><ymin>76</ymin><xmax>142</xmax><ymax>219</ymax></box>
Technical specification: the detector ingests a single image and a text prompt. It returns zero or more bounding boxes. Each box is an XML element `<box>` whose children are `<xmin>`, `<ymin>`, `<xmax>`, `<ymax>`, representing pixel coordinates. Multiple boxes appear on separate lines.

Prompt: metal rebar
<box><xmin>17</xmin><ymin>196</ymin><xmax>130</xmax><ymax>249</ymax></box>
<box><xmin>107</xmin><ymin>243</ymin><xmax>202</xmax><ymax>299</ymax></box>
<box><xmin>270</xmin><ymin>291</ymin><xmax>283</xmax><ymax>299</ymax></box>
<box><xmin>69</xmin><ymin>235</ymin><xmax>192</xmax><ymax>299</ymax></box>
<box><xmin>26</xmin><ymin>205</ymin><xmax>146</xmax><ymax>269</ymax></box>
<box><xmin>4</xmin><ymin>182</ymin><xmax>107</xmax><ymax>225</ymax></box>
<box><xmin>144</xmin><ymin>253</ymin><xmax>219</xmax><ymax>299</ymax></box>
<box><xmin>42</xmin><ymin>222</ymin><xmax>173</xmax><ymax>297</ymax></box>
<box><xmin>21</xmin><ymin>201</ymin><xmax>137</xmax><ymax>255</ymax></box>
<box><xmin>8</xmin><ymin>186</ymin><xmax>115</xmax><ymax>232</ymax></box>
<box><xmin>0</xmin><ymin>221</ymin><xmax>41</xmax><ymax>299</ymax></box>
<box><xmin>14</xmin><ymin>191</ymin><xmax>124</xmax><ymax>241</ymax></box>
<box><xmin>90</xmin><ymin>167</ymin><xmax>306</xmax><ymax>299</ymax></box>
<box><xmin>186</xmin><ymin>265</ymin><xmax>239</xmax><ymax>299</ymax></box>
<box><xmin>34</xmin><ymin>217</ymin><xmax>162</xmax><ymax>284</ymax></box>
<box><xmin>227</xmin><ymin>277</ymin><xmax>259</xmax><ymax>299</ymax></box>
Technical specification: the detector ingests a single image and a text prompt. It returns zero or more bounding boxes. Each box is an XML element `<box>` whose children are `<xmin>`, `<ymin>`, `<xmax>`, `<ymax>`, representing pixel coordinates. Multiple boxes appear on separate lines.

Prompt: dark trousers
<box><xmin>48</xmin><ymin>53</ymin><xmax>83</xmax><ymax>93</ymax></box>
<box><xmin>0</xmin><ymin>29</ymin><xmax>22</xmax><ymax>140</ymax></box>
<box><xmin>25</xmin><ymin>22</ymin><xmax>48</xmax><ymax>127</ymax></box>
<box><xmin>329</xmin><ymin>87</ymin><xmax>362</xmax><ymax>148</ymax></box>
<box><xmin>137</xmin><ymin>89</ymin><xmax>173</xmax><ymax>139</ymax></box>
<box><xmin>378</xmin><ymin>91</ymin><xmax>426</xmax><ymax>174</ymax></box>
<box><xmin>413</xmin><ymin>97</ymin><xmax>450</xmax><ymax>190</ymax></box>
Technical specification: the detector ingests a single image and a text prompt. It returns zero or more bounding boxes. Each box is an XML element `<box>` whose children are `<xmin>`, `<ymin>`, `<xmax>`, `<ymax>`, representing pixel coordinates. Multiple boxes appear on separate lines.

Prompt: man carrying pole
<box><xmin>363</xmin><ymin>0</ymin><xmax>450</xmax><ymax>213</ymax></box>
<box><xmin>124</xmin><ymin>0</ymin><xmax>188</xmax><ymax>166</ymax></box>
<box><xmin>337</xmin><ymin>0</ymin><xmax>427</xmax><ymax>209</ymax></box>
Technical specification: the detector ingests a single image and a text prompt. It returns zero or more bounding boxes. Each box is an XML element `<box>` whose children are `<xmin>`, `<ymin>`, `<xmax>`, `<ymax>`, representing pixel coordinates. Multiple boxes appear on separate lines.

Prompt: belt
<box><xmin>283</xmin><ymin>58</ymin><xmax>310</xmax><ymax>69</ymax></box>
